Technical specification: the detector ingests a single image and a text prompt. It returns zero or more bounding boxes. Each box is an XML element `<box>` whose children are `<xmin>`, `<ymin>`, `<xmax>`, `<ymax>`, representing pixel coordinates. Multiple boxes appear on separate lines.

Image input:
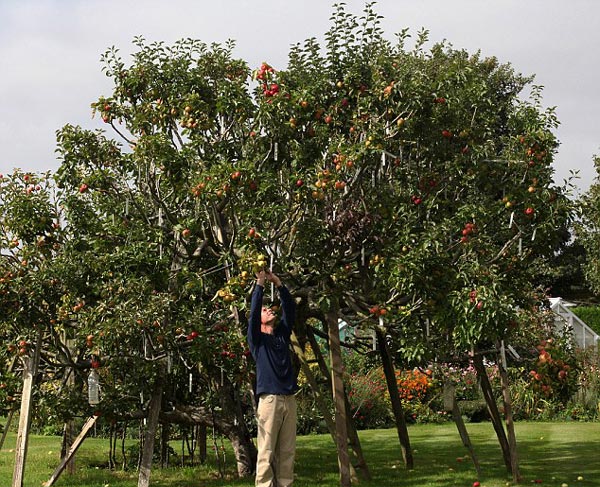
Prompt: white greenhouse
<box><xmin>550</xmin><ymin>297</ymin><xmax>600</xmax><ymax>349</ymax></box>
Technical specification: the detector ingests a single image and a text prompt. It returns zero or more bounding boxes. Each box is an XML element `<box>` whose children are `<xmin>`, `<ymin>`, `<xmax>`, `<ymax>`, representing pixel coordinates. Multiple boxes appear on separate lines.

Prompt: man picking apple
<box><xmin>247</xmin><ymin>270</ymin><xmax>297</xmax><ymax>487</ymax></box>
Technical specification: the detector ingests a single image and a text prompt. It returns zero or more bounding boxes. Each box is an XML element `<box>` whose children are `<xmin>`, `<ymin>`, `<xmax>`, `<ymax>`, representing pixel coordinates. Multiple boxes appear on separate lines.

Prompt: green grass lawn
<box><xmin>1</xmin><ymin>421</ymin><xmax>599</xmax><ymax>486</ymax></box>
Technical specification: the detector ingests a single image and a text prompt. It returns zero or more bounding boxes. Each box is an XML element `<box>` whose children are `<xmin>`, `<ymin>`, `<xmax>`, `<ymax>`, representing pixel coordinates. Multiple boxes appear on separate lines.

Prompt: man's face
<box><xmin>261</xmin><ymin>306</ymin><xmax>276</xmax><ymax>326</ymax></box>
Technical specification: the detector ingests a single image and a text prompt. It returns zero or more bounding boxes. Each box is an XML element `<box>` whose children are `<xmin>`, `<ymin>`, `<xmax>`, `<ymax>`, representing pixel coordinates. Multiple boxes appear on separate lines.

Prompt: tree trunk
<box><xmin>159</xmin><ymin>401</ymin><xmax>256</xmax><ymax>477</ymax></box>
<box><xmin>471</xmin><ymin>352</ymin><xmax>512</xmax><ymax>474</ymax></box>
<box><xmin>108</xmin><ymin>424</ymin><xmax>115</xmax><ymax>470</ymax></box>
<box><xmin>197</xmin><ymin>424</ymin><xmax>207</xmax><ymax>464</ymax></box>
<box><xmin>122</xmin><ymin>422</ymin><xmax>128</xmax><ymax>470</ymax></box>
<box><xmin>137</xmin><ymin>374</ymin><xmax>163</xmax><ymax>487</ymax></box>
<box><xmin>376</xmin><ymin>328</ymin><xmax>414</xmax><ymax>469</ymax></box>
<box><xmin>0</xmin><ymin>408</ymin><xmax>15</xmax><ymax>450</ymax></box>
<box><xmin>160</xmin><ymin>423</ymin><xmax>170</xmax><ymax>468</ymax></box>
<box><xmin>497</xmin><ymin>342</ymin><xmax>521</xmax><ymax>483</ymax></box>
<box><xmin>326</xmin><ymin>306</ymin><xmax>352</xmax><ymax>486</ymax></box>
<box><xmin>211</xmin><ymin>369</ymin><xmax>256</xmax><ymax>477</ymax></box>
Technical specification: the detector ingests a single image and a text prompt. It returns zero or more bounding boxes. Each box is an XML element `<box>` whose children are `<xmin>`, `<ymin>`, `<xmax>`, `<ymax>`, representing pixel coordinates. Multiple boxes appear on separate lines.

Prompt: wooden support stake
<box><xmin>498</xmin><ymin>342</ymin><xmax>521</xmax><ymax>483</ymax></box>
<box><xmin>326</xmin><ymin>307</ymin><xmax>351</xmax><ymax>487</ymax></box>
<box><xmin>305</xmin><ymin>327</ymin><xmax>369</xmax><ymax>480</ymax></box>
<box><xmin>12</xmin><ymin>330</ymin><xmax>42</xmax><ymax>487</ymax></box>
<box><xmin>43</xmin><ymin>415</ymin><xmax>99</xmax><ymax>487</ymax></box>
<box><xmin>443</xmin><ymin>382</ymin><xmax>481</xmax><ymax>478</ymax></box>
<box><xmin>376</xmin><ymin>327</ymin><xmax>414</xmax><ymax>470</ymax></box>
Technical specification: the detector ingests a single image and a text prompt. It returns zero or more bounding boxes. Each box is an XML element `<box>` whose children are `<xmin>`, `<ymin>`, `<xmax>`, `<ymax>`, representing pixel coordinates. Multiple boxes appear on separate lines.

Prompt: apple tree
<box><xmin>238</xmin><ymin>4</ymin><xmax>575</xmax><ymax>480</ymax></box>
<box><xmin>0</xmin><ymin>4</ymin><xmax>577</xmax><ymax>484</ymax></box>
<box><xmin>578</xmin><ymin>155</ymin><xmax>600</xmax><ymax>293</ymax></box>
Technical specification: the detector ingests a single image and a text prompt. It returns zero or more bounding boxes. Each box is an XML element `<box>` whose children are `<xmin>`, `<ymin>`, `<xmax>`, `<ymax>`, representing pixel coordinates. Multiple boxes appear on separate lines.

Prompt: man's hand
<box><xmin>256</xmin><ymin>270</ymin><xmax>266</xmax><ymax>287</ymax></box>
<box><xmin>265</xmin><ymin>270</ymin><xmax>282</xmax><ymax>288</ymax></box>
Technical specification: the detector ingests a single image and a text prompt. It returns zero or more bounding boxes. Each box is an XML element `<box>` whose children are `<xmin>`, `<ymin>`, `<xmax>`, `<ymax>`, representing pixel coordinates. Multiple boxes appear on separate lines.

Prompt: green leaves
<box><xmin>0</xmin><ymin>3</ymin><xmax>579</xmax><ymax>424</ymax></box>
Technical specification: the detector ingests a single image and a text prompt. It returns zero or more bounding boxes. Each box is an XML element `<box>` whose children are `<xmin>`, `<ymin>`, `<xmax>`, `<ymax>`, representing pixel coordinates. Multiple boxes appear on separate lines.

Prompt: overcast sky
<box><xmin>1</xmin><ymin>0</ymin><xmax>598</xmax><ymax>195</ymax></box>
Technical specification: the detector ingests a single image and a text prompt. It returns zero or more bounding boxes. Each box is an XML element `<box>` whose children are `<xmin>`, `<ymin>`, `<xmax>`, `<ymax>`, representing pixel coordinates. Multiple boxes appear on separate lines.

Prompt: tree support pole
<box><xmin>376</xmin><ymin>328</ymin><xmax>414</xmax><ymax>469</ymax></box>
<box><xmin>12</xmin><ymin>329</ymin><xmax>42</xmax><ymax>487</ymax></box>
<box><xmin>43</xmin><ymin>415</ymin><xmax>99</xmax><ymax>487</ymax></box>
<box><xmin>290</xmin><ymin>332</ymin><xmax>360</xmax><ymax>482</ymax></box>
<box><xmin>443</xmin><ymin>381</ymin><xmax>481</xmax><ymax>478</ymax></box>
<box><xmin>305</xmin><ymin>326</ymin><xmax>371</xmax><ymax>480</ymax></box>
<box><xmin>326</xmin><ymin>306</ymin><xmax>352</xmax><ymax>486</ymax></box>
<box><xmin>497</xmin><ymin>341</ymin><xmax>521</xmax><ymax>483</ymax></box>
<box><xmin>471</xmin><ymin>351</ymin><xmax>512</xmax><ymax>474</ymax></box>
<box><xmin>61</xmin><ymin>362</ymin><xmax>77</xmax><ymax>475</ymax></box>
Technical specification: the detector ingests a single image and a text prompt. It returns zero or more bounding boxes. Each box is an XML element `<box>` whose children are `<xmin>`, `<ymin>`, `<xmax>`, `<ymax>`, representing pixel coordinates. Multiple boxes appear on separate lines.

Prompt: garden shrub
<box><xmin>569</xmin><ymin>348</ymin><xmax>600</xmax><ymax>420</ymax></box>
<box><xmin>440</xmin><ymin>363</ymin><xmax>485</xmax><ymax>401</ymax></box>
<box><xmin>295</xmin><ymin>386</ymin><xmax>331</xmax><ymax>435</ymax></box>
<box><xmin>346</xmin><ymin>368</ymin><xmax>392</xmax><ymax>429</ymax></box>
<box><xmin>572</xmin><ymin>306</ymin><xmax>600</xmax><ymax>335</ymax></box>
<box><xmin>528</xmin><ymin>336</ymin><xmax>580</xmax><ymax>404</ymax></box>
<box><xmin>302</xmin><ymin>342</ymin><xmax>597</xmax><ymax>430</ymax></box>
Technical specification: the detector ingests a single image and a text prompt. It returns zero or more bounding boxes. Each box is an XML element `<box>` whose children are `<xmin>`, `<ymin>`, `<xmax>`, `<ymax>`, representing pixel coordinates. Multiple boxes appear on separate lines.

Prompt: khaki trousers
<box><xmin>255</xmin><ymin>393</ymin><xmax>297</xmax><ymax>487</ymax></box>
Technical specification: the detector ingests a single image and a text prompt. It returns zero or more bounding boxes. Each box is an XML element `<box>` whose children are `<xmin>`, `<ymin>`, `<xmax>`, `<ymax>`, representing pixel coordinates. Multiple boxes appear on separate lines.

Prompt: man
<box><xmin>247</xmin><ymin>270</ymin><xmax>297</xmax><ymax>487</ymax></box>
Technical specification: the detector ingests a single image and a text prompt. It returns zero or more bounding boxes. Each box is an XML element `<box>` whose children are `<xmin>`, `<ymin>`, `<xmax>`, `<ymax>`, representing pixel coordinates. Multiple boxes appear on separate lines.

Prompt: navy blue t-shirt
<box><xmin>247</xmin><ymin>284</ymin><xmax>297</xmax><ymax>396</ymax></box>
